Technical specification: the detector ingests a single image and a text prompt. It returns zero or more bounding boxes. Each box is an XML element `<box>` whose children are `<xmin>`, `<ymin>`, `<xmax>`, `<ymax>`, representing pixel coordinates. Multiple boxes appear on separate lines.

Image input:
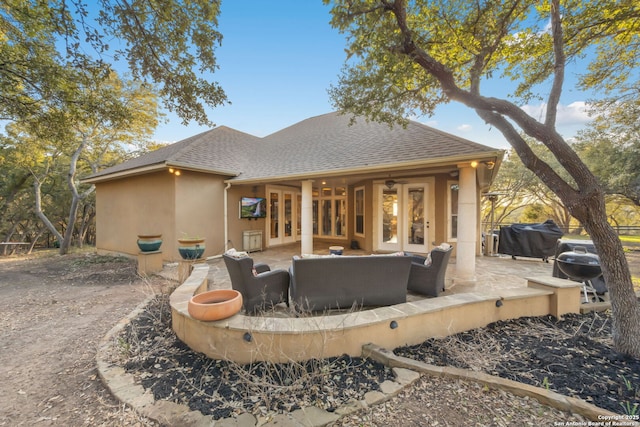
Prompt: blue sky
<box><xmin>152</xmin><ymin>1</ymin><xmax>594</xmax><ymax>150</ymax></box>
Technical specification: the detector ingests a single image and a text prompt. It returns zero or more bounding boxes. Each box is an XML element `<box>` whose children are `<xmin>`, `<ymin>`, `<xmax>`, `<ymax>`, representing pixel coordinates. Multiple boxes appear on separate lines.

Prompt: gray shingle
<box><xmin>87</xmin><ymin>112</ymin><xmax>499</xmax><ymax>182</ymax></box>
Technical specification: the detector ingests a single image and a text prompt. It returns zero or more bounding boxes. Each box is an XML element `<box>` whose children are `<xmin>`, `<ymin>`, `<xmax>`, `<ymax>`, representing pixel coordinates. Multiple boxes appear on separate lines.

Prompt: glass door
<box><xmin>377</xmin><ymin>183</ymin><xmax>429</xmax><ymax>253</ymax></box>
<box><xmin>404</xmin><ymin>185</ymin><xmax>428</xmax><ymax>253</ymax></box>
<box><xmin>269</xmin><ymin>191</ymin><xmax>279</xmax><ymax>246</ymax></box>
<box><xmin>268</xmin><ymin>188</ymin><xmax>298</xmax><ymax>246</ymax></box>
<box><xmin>378</xmin><ymin>187</ymin><xmax>400</xmax><ymax>252</ymax></box>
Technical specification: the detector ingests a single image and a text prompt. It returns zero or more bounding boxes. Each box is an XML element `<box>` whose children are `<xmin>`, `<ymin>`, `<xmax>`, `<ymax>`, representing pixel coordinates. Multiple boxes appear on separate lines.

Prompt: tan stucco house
<box><xmin>84</xmin><ymin>112</ymin><xmax>504</xmax><ymax>280</ymax></box>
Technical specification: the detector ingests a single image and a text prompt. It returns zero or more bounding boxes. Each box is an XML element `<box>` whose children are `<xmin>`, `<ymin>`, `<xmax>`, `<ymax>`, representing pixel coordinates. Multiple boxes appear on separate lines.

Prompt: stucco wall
<box><xmin>96</xmin><ymin>170</ymin><xmax>229</xmax><ymax>261</ymax></box>
<box><xmin>96</xmin><ymin>171</ymin><xmax>175</xmax><ymax>258</ymax></box>
<box><xmin>174</xmin><ymin>172</ymin><xmax>226</xmax><ymax>259</ymax></box>
<box><xmin>226</xmin><ymin>186</ymin><xmax>267</xmax><ymax>252</ymax></box>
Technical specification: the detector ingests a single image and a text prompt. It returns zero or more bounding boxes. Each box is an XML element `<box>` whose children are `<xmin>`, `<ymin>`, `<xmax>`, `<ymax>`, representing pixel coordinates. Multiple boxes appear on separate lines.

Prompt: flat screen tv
<box><xmin>240</xmin><ymin>197</ymin><xmax>267</xmax><ymax>219</ymax></box>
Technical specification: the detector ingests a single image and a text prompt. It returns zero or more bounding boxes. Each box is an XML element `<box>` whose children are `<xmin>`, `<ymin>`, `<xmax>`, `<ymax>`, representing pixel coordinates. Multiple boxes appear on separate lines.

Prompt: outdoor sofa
<box><xmin>289</xmin><ymin>254</ymin><xmax>412</xmax><ymax>313</ymax></box>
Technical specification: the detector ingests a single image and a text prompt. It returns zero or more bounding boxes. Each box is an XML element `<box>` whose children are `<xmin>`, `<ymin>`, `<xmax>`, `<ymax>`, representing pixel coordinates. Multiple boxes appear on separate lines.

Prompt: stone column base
<box><xmin>137</xmin><ymin>251</ymin><xmax>163</xmax><ymax>277</ymax></box>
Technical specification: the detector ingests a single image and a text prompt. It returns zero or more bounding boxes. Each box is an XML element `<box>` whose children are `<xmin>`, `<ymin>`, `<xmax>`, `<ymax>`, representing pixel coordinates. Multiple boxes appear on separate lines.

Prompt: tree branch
<box><xmin>545</xmin><ymin>0</ymin><xmax>565</xmax><ymax>127</ymax></box>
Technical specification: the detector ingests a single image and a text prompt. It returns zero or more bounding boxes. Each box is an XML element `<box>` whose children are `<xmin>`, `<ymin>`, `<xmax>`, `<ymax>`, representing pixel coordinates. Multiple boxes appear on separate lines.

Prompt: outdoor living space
<box><xmin>169</xmin><ymin>243</ymin><xmax>587</xmax><ymax>364</ymax></box>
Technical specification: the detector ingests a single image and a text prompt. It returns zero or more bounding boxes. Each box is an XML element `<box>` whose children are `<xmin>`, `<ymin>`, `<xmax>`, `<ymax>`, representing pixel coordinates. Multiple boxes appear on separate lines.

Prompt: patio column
<box><xmin>456</xmin><ymin>165</ymin><xmax>477</xmax><ymax>281</ymax></box>
<box><xmin>301</xmin><ymin>180</ymin><xmax>314</xmax><ymax>255</ymax></box>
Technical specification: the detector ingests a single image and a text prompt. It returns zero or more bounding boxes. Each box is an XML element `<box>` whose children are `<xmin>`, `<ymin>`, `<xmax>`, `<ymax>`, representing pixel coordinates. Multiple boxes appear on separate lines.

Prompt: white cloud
<box><xmin>522</xmin><ymin>101</ymin><xmax>593</xmax><ymax>126</ymax></box>
<box><xmin>421</xmin><ymin>119</ymin><xmax>439</xmax><ymax>127</ymax></box>
<box><xmin>457</xmin><ymin>124</ymin><xmax>473</xmax><ymax>132</ymax></box>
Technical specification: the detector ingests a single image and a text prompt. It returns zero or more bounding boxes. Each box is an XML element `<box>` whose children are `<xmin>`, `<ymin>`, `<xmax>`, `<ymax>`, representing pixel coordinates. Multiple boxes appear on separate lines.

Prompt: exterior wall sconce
<box><xmin>168</xmin><ymin>168</ymin><xmax>181</xmax><ymax>176</ymax></box>
<box><xmin>385</xmin><ymin>180</ymin><xmax>395</xmax><ymax>189</ymax></box>
<box><xmin>469</xmin><ymin>160</ymin><xmax>495</xmax><ymax>169</ymax></box>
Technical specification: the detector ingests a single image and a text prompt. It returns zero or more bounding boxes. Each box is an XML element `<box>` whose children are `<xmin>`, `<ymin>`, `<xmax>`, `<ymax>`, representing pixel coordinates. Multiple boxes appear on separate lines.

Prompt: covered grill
<box><xmin>498</xmin><ymin>220</ymin><xmax>564</xmax><ymax>261</ymax></box>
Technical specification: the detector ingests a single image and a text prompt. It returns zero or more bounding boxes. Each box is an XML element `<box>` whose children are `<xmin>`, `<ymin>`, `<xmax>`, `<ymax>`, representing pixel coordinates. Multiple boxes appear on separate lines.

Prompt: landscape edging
<box><xmin>362</xmin><ymin>343</ymin><xmax>626</xmax><ymax>423</ymax></box>
<box><xmin>95</xmin><ymin>294</ymin><xmax>421</xmax><ymax>426</ymax></box>
<box><xmin>95</xmin><ymin>294</ymin><xmax>629</xmax><ymax>426</ymax></box>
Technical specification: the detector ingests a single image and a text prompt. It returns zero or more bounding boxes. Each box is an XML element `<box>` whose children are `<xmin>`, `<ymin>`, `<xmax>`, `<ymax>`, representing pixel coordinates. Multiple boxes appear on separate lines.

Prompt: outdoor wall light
<box><xmin>243</xmin><ymin>332</ymin><xmax>252</xmax><ymax>342</ymax></box>
<box><xmin>390</xmin><ymin>320</ymin><xmax>398</xmax><ymax>329</ymax></box>
<box><xmin>168</xmin><ymin>168</ymin><xmax>174</xmax><ymax>173</ymax></box>
<box><xmin>168</xmin><ymin>168</ymin><xmax>181</xmax><ymax>176</ymax></box>
<box><xmin>385</xmin><ymin>179</ymin><xmax>395</xmax><ymax>189</ymax></box>
<box><xmin>484</xmin><ymin>161</ymin><xmax>495</xmax><ymax>170</ymax></box>
<box><xmin>470</xmin><ymin>160</ymin><xmax>479</xmax><ymax>168</ymax></box>
<box><xmin>174</xmin><ymin>170</ymin><xmax>181</xmax><ymax>176</ymax></box>
<box><xmin>495</xmin><ymin>299</ymin><xmax>503</xmax><ymax>307</ymax></box>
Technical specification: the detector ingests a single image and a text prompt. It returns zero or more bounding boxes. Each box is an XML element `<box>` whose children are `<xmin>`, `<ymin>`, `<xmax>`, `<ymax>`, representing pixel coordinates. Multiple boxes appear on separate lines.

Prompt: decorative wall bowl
<box><xmin>178</xmin><ymin>238</ymin><xmax>205</xmax><ymax>259</ymax></box>
<box><xmin>188</xmin><ymin>289</ymin><xmax>243</xmax><ymax>321</ymax></box>
<box><xmin>137</xmin><ymin>234</ymin><xmax>163</xmax><ymax>252</ymax></box>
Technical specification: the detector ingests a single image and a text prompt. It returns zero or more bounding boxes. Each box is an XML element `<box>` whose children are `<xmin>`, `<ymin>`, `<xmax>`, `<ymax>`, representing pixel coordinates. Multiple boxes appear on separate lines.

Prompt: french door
<box><xmin>377</xmin><ymin>182</ymin><xmax>430</xmax><ymax>253</ymax></box>
<box><xmin>267</xmin><ymin>188</ymin><xmax>298</xmax><ymax>246</ymax></box>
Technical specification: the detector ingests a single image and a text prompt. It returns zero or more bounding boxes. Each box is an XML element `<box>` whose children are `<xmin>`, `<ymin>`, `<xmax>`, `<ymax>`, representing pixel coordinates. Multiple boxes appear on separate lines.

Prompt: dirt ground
<box><xmin>1</xmin><ymin>249</ymin><xmax>638</xmax><ymax>427</ymax></box>
<box><xmin>0</xmin><ymin>251</ymin><xmax>168</xmax><ymax>426</ymax></box>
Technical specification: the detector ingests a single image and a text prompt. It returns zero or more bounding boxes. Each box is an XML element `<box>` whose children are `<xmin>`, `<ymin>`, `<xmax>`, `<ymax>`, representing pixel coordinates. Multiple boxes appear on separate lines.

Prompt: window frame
<box><xmin>447</xmin><ymin>181</ymin><xmax>459</xmax><ymax>241</ymax></box>
<box><xmin>354</xmin><ymin>186</ymin><xmax>365</xmax><ymax>237</ymax></box>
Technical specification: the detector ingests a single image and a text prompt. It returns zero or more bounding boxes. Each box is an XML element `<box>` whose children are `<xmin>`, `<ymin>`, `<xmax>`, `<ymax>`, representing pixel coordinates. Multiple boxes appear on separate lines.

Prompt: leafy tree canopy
<box><xmin>325</xmin><ymin>0</ymin><xmax>640</xmax><ymax>356</ymax></box>
<box><xmin>0</xmin><ymin>0</ymin><xmax>227</xmax><ymax>126</ymax></box>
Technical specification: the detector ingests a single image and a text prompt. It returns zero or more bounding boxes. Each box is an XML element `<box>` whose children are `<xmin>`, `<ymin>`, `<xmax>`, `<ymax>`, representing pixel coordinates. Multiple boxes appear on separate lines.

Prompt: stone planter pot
<box><xmin>188</xmin><ymin>289</ymin><xmax>243</xmax><ymax>321</ymax></box>
<box><xmin>178</xmin><ymin>238</ymin><xmax>205</xmax><ymax>260</ymax></box>
<box><xmin>137</xmin><ymin>234</ymin><xmax>163</xmax><ymax>252</ymax></box>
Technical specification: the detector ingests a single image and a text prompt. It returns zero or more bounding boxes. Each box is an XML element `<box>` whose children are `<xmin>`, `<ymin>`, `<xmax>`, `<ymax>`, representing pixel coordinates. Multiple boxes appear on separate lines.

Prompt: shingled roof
<box><xmin>86</xmin><ymin>112</ymin><xmax>501</xmax><ymax>183</ymax></box>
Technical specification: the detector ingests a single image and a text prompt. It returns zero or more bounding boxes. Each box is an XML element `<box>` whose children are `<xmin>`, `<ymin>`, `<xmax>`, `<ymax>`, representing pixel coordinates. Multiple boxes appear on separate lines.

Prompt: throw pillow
<box><xmin>424</xmin><ymin>253</ymin><xmax>432</xmax><ymax>266</ymax></box>
<box><xmin>225</xmin><ymin>248</ymin><xmax>249</xmax><ymax>258</ymax></box>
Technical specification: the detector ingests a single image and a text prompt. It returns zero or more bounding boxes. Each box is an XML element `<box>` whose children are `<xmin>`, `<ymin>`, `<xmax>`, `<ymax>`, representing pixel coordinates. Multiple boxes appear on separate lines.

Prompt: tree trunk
<box><xmin>582</xmin><ymin>204</ymin><xmax>640</xmax><ymax>356</ymax></box>
<box><xmin>381</xmin><ymin>0</ymin><xmax>640</xmax><ymax>356</ymax></box>
<box><xmin>59</xmin><ymin>136</ymin><xmax>91</xmax><ymax>255</ymax></box>
<box><xmin>27</xmin><ymin>229</ymin><xmax>46</xmax><ymax>254</ymax></box>
<box><xmin>34</xmin><ymin>178</ymin><xmax>64</xmax><ymax>246</ymax></box>
<box><xmin>59</xmin><ymin>196</ymin><xmax>79</xmax><ymax>255</ymax></box>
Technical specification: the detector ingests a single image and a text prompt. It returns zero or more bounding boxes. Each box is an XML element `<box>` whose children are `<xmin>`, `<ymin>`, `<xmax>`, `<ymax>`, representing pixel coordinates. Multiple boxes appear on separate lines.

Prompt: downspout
<box><xmin>206</xmin><ymin>181</ymin><xmax>232</xmax><ymax>260</ymax></box>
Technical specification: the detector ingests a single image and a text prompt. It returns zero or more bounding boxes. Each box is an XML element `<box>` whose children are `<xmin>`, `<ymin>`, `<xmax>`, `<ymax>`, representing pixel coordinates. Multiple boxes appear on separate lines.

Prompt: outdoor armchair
<box><xmin>222</xmin><ymin>254</ymin><xmax>290</xmax><ymax>314</ymax></box>
<box><xmin>407</xmin><ymin>246</ymin><xmax>453</xmax><ymax>297</ymax></box>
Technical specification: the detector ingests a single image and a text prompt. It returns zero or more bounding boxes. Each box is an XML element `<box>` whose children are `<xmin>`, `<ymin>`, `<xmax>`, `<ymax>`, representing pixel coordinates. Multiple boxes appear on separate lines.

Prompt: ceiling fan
<box><xmin>384</xmin><ymin>179</ymin><xmax>409</xmax><ymax>189</ymax></box>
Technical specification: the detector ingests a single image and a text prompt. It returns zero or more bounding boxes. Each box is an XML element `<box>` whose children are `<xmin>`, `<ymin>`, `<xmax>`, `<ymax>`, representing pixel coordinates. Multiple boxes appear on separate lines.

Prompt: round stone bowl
<box><xmin>188</xmin><ymin>289</ymin><xmax>243</xmax><ymax>321</ymax></box>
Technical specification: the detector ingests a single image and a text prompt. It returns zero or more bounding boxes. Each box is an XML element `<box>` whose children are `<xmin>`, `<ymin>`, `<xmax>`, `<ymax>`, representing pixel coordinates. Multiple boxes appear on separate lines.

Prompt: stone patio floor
<box><xmin>190</xmin><ymin>243</ymin><xmax>556</xmax><ymax>300</ymax></box>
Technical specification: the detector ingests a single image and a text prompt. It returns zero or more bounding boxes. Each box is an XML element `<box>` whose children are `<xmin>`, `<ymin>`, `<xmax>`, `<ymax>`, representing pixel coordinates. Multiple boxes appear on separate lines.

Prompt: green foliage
<box><xmin>325</xmin><ymin>0</ymin><xmax>640</xmax><ymax>356</ymax></box>
<box><xmin>0</xmin><ymin>0</ymin><xmax>227</xmax><ymax>126</ymax></box>
<box><xmin>522</xmin><ymin>204</ymin><xmax>546</xmax><ymax>222</ymax></box>
<box><xmin>0</xmin><ymin>70</ymin><xmax>161</xmax><ymax>251</ymax></box>
<box><xmin>574</xmin><ymin>98</ymin><xmax>640</xmax><ymax>206</ymax></box>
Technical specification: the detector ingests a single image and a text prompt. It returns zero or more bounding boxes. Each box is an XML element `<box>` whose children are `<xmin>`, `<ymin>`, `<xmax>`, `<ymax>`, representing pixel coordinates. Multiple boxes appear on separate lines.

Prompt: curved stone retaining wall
<box><xmin>170</xmin><ymin>264</ymin><xmax>582</xmax><ymax>364</ymax></box>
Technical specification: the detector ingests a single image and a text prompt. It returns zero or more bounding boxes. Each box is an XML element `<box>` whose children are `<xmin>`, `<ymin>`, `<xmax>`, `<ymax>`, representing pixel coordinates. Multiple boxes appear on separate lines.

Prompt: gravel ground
<box><xmin>3</xmin><ymin>250</ymin><xmax>639</xmax><ymax>426</ymax></box>
<box><xmin>111</xmin><ymin>295</ymin><xmax>639</xmax><ymax>426</ymax></box>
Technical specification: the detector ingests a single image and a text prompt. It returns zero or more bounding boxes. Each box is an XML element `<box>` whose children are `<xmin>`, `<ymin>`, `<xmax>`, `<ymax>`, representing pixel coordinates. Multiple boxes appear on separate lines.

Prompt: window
<box><xmin>314</xmin><ymin>185</ymin><xmax>347</xmax><ymax>238</ymax></box>
<box><xmin>355</xmin><ymin>187</ymin><xmax>365</xmax><ymax>236</ymax></box>
<box><xmin>448</xmin><ymin>182</ymin><xmax>459</xmax><ymax>240</ymax></box>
